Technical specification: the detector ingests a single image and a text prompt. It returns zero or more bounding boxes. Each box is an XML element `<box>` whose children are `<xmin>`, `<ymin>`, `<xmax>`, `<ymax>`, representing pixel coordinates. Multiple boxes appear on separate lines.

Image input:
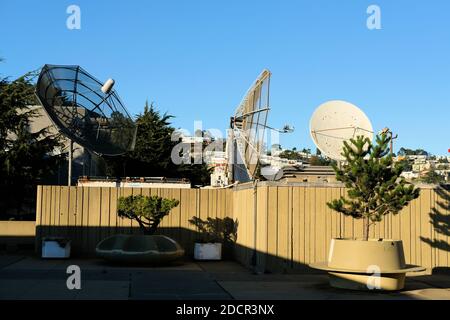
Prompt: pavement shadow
<box><xmin>33</xmin><ymin>223</ymin><xmax>318</xmax><ymax>274</ymax></box>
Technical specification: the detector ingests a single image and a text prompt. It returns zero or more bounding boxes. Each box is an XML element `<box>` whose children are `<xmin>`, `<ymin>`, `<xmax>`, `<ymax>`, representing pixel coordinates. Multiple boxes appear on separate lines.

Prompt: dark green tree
<box><xmin>421</xmin><ymin>169</ymin><xmax>444</xmax><ymax>184</ymax></box>
<box><xmin>104</xmin><ymin>101</ymin><xmax>211</xmax><ymax>186</ymax></box>
<box><xmin>279</xmin><ymin>149</ymin><xmax>302</xmax><ymax>161</ymax></box>
<box><xmin>309</xmin><ymin>155</ymin><xmax>334</xmax><ymax>166</ymax></box>
<box><xmin>327</xmin><ymin>134</ymin><xmax>420</xmax><ymax>241</ymax></box>
<box><xmin>301</xmin><ymin>148</ymin><xmax>311</xmax><ymax>154</ymax></box>
<box><xmin>395</xmin><ymin>159</ymin><xmax>413</xmax><ymax>172</ymax></box>
<box><xmin>0</xmin><ymin>70</ymin><xmax>63</xmax><ymax>218</ymax></box>
<box><xmin>279</xmin><ymin>148</ymin><xmax>313</xmax><ymax>162</ymax></box>
<box><xmin>398</xmin><ymin>147</ymin><xmax>429</xmax><ymax>156</ymax></box>
<box><xmin>128</xmin><ymin>101</ymin><xmax>176</xmax><ymax>176</ymax></box>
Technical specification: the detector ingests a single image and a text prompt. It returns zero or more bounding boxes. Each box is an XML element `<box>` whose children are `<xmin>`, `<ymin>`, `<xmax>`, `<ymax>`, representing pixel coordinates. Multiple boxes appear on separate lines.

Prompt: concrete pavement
<box><xmin>0</xmin><ymin>253</ymin><xmax>449</xmax><ymax>300</ymax></box>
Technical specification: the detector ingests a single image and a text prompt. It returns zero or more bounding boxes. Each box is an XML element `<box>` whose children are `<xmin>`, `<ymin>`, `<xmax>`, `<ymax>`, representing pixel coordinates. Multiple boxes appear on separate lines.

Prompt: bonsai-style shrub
<box><xmin>117</xmin><ymin>195</ymin><xmax>179</xmax><ymax>235</ymax></box>
<box><xmin>327</xmin><ymin>134</ymin><xmax>420</xmax><ymax>241</ymax></box>
<box><xmin>188</xmin><ymin>216</ymin><xmax>237</xmax><ymax>244</ymax></box>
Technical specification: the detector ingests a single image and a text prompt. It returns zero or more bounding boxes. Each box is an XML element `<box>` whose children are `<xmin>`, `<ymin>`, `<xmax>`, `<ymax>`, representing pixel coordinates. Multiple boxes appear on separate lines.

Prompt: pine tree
<box><xmin>327</xmin><ymin>134</ymin><xmax>420</xmax><ymax>241</ymax></box>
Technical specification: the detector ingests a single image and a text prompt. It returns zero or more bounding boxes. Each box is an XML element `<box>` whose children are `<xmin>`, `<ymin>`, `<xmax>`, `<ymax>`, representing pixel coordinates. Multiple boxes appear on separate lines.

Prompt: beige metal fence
<box><xmin>232</xmin><ymin>184</ymin><xmax>449</xmax><ymax>273</ymax></box>
<box><xmin>35</xmin><ymin>186</ymin><xmax>233</xmax><ymax>255</ymax></box>
<box><xmin>35</xmin><ymin>184</ymin><xmax>449</xmax><ymax>273</ymax></box>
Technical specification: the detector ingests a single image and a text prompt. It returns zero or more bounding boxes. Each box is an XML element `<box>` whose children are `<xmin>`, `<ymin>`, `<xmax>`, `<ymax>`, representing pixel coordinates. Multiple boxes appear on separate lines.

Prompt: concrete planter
<box><xmin>310</xmin><ymin>238</ymin><xmax>425</xmax><ymax>291</ymax></box>
<box><xmin>96</xmin><ymin>235</ymin><xmax>184</xmax><ymax>264</ymax></box>
<box><xmin>194</xmin><ymin>243</ymin><xmax>222</xmax><ymax>260</ymax></box>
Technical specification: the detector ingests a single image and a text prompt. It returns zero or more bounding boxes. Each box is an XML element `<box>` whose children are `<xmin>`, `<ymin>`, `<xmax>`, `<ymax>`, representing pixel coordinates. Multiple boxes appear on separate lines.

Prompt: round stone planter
<box><xmin>96</xmin><ymin>234</ymin><xmax>185</xmax><ymax>265</ymax></box>
<box><xmin>310</xmin><ymin>238</ymin><xmax>425</xmax><ymax>291</ymax></box>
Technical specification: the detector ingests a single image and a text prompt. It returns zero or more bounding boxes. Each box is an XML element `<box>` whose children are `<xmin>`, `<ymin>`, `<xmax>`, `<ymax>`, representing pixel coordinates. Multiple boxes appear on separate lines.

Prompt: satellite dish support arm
<box><xmin>68</xmin><ymin>139</ymin><xmax>73</xmax><ymax>186</ymax></box>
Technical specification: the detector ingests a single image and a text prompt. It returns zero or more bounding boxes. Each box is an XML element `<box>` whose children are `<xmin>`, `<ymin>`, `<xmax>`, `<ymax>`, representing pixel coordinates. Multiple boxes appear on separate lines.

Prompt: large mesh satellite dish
<box><xmin>227</xmin><ymin>69</ymin><xmax>271</xmax><ymax>183</ymax></box>
<box><xmin>310</xmin><ymin>100</ymin><xmax>373</xmax><ymax>161</ymax></box>
<box><xmin>35</xmin><ymin>64</ymin><xmax>136</xmax><ymax>156</ymax></box>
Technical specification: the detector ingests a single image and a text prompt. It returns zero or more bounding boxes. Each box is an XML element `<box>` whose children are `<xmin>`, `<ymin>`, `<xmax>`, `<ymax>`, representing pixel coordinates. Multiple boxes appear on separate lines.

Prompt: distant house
<box><xmin>412</xmin><ymin>160</ymin><xmax>432</xmax><ymax>173</ymax></box>
<box><xmin>400</xmin><ymin>171</ymin><xmax>419</xmax><ymax>180</ymax></box>
<box><xmin>406</xmin><ymin>155</ymin><xmax>428</xmax><ymax>161</ymax></box>
<box><xmin>435</xmin><ymin>169</ymin><xmax>450</xmax><ymax>182</ymax></box>
<box><xmin>205</xmin><ymin>151</ymin><xmax>229</xmax><ymax>187</ymax></box>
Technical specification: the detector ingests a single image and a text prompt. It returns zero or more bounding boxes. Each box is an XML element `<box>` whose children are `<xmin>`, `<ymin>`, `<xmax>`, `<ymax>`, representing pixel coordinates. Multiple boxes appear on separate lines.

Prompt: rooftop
<box><xmin>0</xmin><ymin>254</ymin><xmax>449</xmax><ymax>300</ymax></box>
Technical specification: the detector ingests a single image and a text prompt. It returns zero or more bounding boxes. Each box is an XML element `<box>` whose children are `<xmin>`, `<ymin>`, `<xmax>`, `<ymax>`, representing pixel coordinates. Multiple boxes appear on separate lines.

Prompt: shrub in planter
<box><xmin>96</xmin><ymin>195</ymin><xmax>183</xmax><ymax>265</ymax></box>
<box><xmin>117</xmin><ymin>195</ymin><xmax>179</xmax><ymax>235</ymax></box>
<box><xmin>310</xmin><ymin>134</ymin><xmax>424</xmax><ymax>291</ymax></box>
<box><xmin>189</xmin><ymin>216</ymin><xmax>237</xmax><ymax>260</ymax></box>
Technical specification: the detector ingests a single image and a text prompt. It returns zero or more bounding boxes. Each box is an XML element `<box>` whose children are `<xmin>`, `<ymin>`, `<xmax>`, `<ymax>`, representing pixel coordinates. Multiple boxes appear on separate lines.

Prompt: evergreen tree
<box><xmin>309</xmin><ymin>155</ymin><xmax>334</xmax><ymax>166</ymax></box>
<box><xmin>104</xmin><ymin>101</ymin><xmax>174</xmax><ymax>177</ymax></box>
<box><xmin>279</xmin><ymin>149</ymin><xmax>302</xmax><ymax>161</ymax></box>
<box><xmin>327</xmin><ymin>134</ymin><xmax>420</xmax><ymax>241</ymax></box>
<box><xmin>129</xmin><ymin>101</ymin><xmax>176</xmax><ymax>176</ymax></box>
<box><xmin>421</xmin><ymin>169</ymin><xmax>444</xmax><ymax>184</ymax></box>
<box><xmin>0</xmin><ymin>70</ymin><xmax>63</xmax><ymax>218</ymax></box>
<box><xmin>398</xmin><ymin>147</ymin><xmax>429</xmax><ymax>156</ymax></box>
<box><xmin>104</xmin><ymin>101</ymin><xmax>211</xmax><ymax>186</ymax></box>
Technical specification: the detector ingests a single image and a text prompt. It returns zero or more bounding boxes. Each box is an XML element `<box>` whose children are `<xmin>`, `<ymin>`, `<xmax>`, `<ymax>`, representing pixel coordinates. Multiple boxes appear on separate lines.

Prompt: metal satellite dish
<box><xmin>260</xmin><ymin>165</ymin><xmax>284</xmax><ymax>181</ymax></box>
<box><xmin>225</xmin><ymin>69</ymin><xmax>294</xmax><ymax>183</ymax></box>
<box><xmin>35</xmin><ymin>65</ymin><xmax>136</xmax><ymax>156</ymax></box>
<box><xmin>227</xmin><ymin>69</ymin><xmax>271</xmax><ymax>182</ymax></box>
<box><xmin>309</xmin><ymin>100</ymin><xmax>373</xmax><ymax>161</ymax></box>
<box><xmin>35</xmin><ymin>64</ymin><xmax>137</xmax><ymax>185</ymax></box>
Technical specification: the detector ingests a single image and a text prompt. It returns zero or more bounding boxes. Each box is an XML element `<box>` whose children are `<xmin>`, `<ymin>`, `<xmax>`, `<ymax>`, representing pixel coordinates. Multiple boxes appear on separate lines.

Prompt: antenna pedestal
<box><xmin>68</xmin><ymin>139</ymin><xmax>73</xmax><ymax>186</ymax></box>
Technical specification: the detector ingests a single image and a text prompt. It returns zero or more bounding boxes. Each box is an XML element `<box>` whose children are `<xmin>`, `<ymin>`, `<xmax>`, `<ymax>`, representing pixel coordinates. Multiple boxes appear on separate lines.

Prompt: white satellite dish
<box><xmin>260</xmin><ymin>166</ymin><xmax>284</xmax><ymax>181</ymax></box>
<box><xmin>309</xmin><ymin>100</ymin><xmax>374</xmax><ymax>161</ymax></box>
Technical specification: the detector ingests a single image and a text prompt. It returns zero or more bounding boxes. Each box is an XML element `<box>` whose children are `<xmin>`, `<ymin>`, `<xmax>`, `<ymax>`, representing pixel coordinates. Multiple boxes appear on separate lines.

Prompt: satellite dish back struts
<box><xmin>309</xmin><ymin>100</ymin><xmax>374</xmax><ymax>161</ymax></box>
<box><xmin>35</xmin><ymin>64</ymin><xmax>137</xmax><ymax>156</ymax></box>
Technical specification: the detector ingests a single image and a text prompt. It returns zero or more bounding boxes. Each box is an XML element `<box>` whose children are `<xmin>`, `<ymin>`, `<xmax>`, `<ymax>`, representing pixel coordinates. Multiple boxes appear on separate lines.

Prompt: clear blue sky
<box><xmin>1</xmin><ymin>0</ymin><xmax>449</xmax><ymax>155</ymax></box>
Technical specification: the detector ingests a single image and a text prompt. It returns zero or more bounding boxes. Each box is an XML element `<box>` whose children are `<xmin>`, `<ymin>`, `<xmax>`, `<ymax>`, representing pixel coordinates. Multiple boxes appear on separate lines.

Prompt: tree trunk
<box><xmin>136</xmin><ymin>219</ymin><xmax>148</xmax><ymax>235</ymax></box>
<box><xmin>363</xmin><ymin>217</ymin><xmax>370</xmax><ymax>241</ymax></box>
<box><xmin>145</xmin><ymin>222</ymin><xmax>159</xmax><ymax>235</ymax></box>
